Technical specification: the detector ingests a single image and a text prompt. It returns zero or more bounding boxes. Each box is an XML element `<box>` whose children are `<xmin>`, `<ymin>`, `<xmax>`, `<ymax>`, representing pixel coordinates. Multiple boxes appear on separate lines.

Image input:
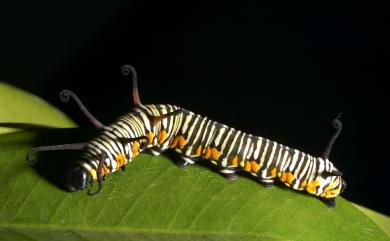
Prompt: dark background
<box><xmin>1</xmin><ymin>1</ymin><xmax>388</xmax><ymax>215</ymax></box>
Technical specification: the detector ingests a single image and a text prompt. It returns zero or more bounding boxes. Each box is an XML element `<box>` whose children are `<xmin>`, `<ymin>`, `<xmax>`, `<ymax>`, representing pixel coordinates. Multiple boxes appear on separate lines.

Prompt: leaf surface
<box><xmin>0</xmin><ymin>82</ymin><xmax>76</xmax><ymax>134</ymax></box>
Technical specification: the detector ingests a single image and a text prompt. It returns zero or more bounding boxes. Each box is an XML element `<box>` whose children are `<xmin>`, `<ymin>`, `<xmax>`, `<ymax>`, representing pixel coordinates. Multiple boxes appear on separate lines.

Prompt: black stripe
<box><xmin>254</xmin><ymin>137</ymin><xmax>266</xmax><ymax>165</ymax></box>
<box><xmin>178</xmin><ymin>112</ymin><xmax>197</xmax><ymax>137</ymax></box>
<box><xmin>183</xmin><ymin>115</ymin><xmax>204</xmax><ymax>151</ymax></box>
<box><xmin>259</xmin><ymin>140</ymin><xmax>275</xmax><ymax>173</ymax></box>
<box><xmin>192</xmin><ymin>119</ymin><xmax>213</xmax><ymax>155</ymax></box>
<box><xmin>220</xmin><ymin>128</ymin><xmax>239</xmax><ymax>161</ymax></box>
<box><xmin>199</xmin><ymin>119</ymin><xmax>215</xmax><ymax>148</ymax></box>
<box><xmin>263</xmin><ymin>142</ymin><xmax>282</xmax><ymax>176</ymax></box>
<box><xmin>211</xmin><ymin>123</ymin><xmax>231</xmax><ymax>149</ymax></box>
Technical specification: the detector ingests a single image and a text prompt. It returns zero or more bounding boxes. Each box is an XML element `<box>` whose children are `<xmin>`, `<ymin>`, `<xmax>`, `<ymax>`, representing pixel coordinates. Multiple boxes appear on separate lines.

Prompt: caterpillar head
<box><xmin>317</xmin><ymin>160</ymin><xmax>347</xmax><ymax>198</ymax></box>
<box><xmin>66</xmin><ymin>165</ymin><xmax>91</xmax><ymax>192</ymax></box>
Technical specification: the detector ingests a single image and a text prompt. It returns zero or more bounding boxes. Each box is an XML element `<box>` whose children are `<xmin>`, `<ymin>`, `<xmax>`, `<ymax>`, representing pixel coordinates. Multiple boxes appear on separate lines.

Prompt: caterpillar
<box><xmin>27</xmin><ymin>65</ymin><xmax>346</xmax><ymax>208</ymax></box>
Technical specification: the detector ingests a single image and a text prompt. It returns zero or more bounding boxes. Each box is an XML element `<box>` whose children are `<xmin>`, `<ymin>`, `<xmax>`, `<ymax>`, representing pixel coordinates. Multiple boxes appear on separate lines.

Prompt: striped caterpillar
<box><xmin>28</xmin><ymin>65</ymin><xmax>346</xmax><ymax>208</ymax></box>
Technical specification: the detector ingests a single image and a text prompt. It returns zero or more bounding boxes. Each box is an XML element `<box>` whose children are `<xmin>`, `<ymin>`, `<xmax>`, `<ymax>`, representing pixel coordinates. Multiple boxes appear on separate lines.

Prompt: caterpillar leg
<box><xmin>149</xmin><ymin>147</ymin><xmax>162</xmax><ymax>156</ymax></box>
<box><xmin>321</xmin><ymin>197</ymin><xmax>336</xmax><ymax>208</ymax></box>
<box><xmin>60</xmin><ymin>90</ymin><xmax>109</xmax><ymax>131</ymax></box>
<box><xmin>27</xmin><ymin>143</ymin><xmax>87</xmax><ymax>165</ymax></box>
<box><xmin>219</xmin><ymin>168</ymin><xmax>238</xmax><ymax>180</ymax></box>
<box><xmin>88</xmin><ymin>152</ymin><xmax>107</xmax><ymax>196</ymax></box>
<box><xmin>177</xmin><ymin>156</ymin><xmax>197</xmax><ymax>168</ymax></box>
<box><xmin>258</xmin><ymin>178</ymin><xmax>275</xmax><ymax>188</ymax></box>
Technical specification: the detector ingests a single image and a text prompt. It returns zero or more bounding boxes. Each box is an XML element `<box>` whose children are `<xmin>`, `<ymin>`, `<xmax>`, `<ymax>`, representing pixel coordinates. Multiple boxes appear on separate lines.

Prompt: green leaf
<box><xmin>0</xmin><ymin>82</ymin><xmax>76</xmax><ymax>134</ymax></box>
<box><xmin>0</xmin><ymin>84</ymin><xmax>389</xmax><ymax>241</ymax></box>
<box><xmin>353</xmin><ymin>204</ymin><xmax>390</xmax><ymax>239</ymax></box>
<box><xmin>0</xmin><ymin>130</ymin><xmax>389</xmax><ymax>241</ymax></box>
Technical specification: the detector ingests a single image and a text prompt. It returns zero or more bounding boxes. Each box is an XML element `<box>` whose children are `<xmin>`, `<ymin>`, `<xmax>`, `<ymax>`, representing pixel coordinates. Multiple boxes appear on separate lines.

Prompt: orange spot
<box><xmin>196</xmin><ymin>145</ymin><xmax>202</xmax><ymax>156</ymax></box>
<box><xmin>231</xmin><ymin>156</ymin><xmax>238</xmax><ymax>167</ymax></box>
<box><xmin>250</xmin><ymin>161</ymin><xmax>260</xmax><ymax>172</ymax></box>
<box><xmin>116</xmin><ymin>154</ymin><xmax>127</xmax><ymax>168</ymax></box>
<box><xmin>102</xmin><ymin>165</ymin><xmax>109</xmax><ymax>175</ymax></box>
<box><xmin>203</xmin><ymin>147</ymin><xmax>211</xmax><ymax>159</ymax></box>
<box><xmin>306</xmin><ymin>179</ymin><xmax>320</xmax><ymax>194</ymax></box>
<box><xmin>280</xmin><ymin>172</ymin><xmax>287</xmax><ymax>182</ymax></box>
<box><xmin>286</xmin><ymin>172</ymin><xmax>295</xmax><ymax>185</ymax></box>
<box><xmin>300</xmin><ymin>179</ymin><xmax>307</xmax><ymax>190</ymax></box>
<box><xmin>147</xmin><ymin>132</ymin><xmax>154</xmax><ymax>144</ymax></box>
<box><xmin>271</xmin><ymin>168</ymin><xmax>277</xmax><ymax>177</ymax></box>
<box><xmin>169</xmin><ymin>136</ymin><xmax>186</xmax><ymax>149</ymax></box>
<box><xmin>177</xmin><ymin>136</ymin><xmax>186</xmax><ymax>149</ymax></box>
<box><xmin>158</xmin><ymin>130</ymin><xmax>168</xmax><ymax>144</ymax></box>
<box><xmin>132</xmin><ymin>142</ymin><xmax>140</xmax><ymax>155</ymax></box>
<box><xmin>210</xmin><ymin>148</ymin><xmax>221</xmax><ymax>160</ymax></box>
<box><xmin>244</xmin><ymin>162</ymin><xmax>251</xmax><ymax>172</ymax></box>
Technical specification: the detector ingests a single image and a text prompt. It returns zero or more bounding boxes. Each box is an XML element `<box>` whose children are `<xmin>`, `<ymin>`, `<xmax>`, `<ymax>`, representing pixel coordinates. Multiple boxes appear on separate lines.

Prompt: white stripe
<box><xmin>266</xmin><ymin>142</ymin><xmax>277</xmax><ymax>168</ymax></box>
<box><xmin>220</xmin><ymin>128</ymin><xmax>234</xmax><ymax>154</ymax></box>
<box><xmin>281</xmin><ymin>150</ymin><xmax>292</xmax><ymax>172</ymax></box>
<box><xmin>253</xmin><ymin>138</ymin><xmax>262</xmax><ymax>160</ymax></box>
<box><xmin>293</xmin><ymin>152</ymin><xmax>306</xmax><ymax>177</ymax></box>
<box><xmin>259</xmin><ymin>141</ymin><xmax>270</xmax><ymax>167</ymax></box>
<box><xmin>236</xmin><ymin>133</ymin><xmax>246</xmax><ymax>157</ymax></box>
<box><xmin>246</xmin><ymin>140</ymin><xmax>255</xmax><ymax>159</ymax></box>
<box><xmin>200</xmin><ymin>119</ymin><xmax>213</xmax><ymax>145</ymax></box>
<box><xmin>181</xmin><ymin>114</ymin><xmax>193</xmax><ymax>133</ymax></box>
<box><xmin>274</xmin><ymin>144</ymin><xmax>284</xmax><ymax>168</ymax></box>
<box><xmin>242</xmin><ymin>137</ymin><xmax>251</xmax><ymax>162</ymax></box>
<box><xmin>186</xmin><ymin>117</ymin><xmax>208</xmax><ymax>156</ymax></box>
<box><xmin>288</xmin><ymin>149</ymin><xmax>300</xmax><ymax>171</ymax></box>
<box><xmin>204</xmin><ymin>123</ymin><xmax>216</xmax><ymax>148</ymax></box>
<box><xmin>214</xmin><ymin>128</ymin><xmax>226</xmax><ymax>146</ymax></box>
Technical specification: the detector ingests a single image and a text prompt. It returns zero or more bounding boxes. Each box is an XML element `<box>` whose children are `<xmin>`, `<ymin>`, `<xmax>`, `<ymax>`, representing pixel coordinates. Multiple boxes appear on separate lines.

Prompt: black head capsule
<box><xmin>66</xmin><ymin>165</ymin><xmax>91</xmax><ymax>192</ymax></box>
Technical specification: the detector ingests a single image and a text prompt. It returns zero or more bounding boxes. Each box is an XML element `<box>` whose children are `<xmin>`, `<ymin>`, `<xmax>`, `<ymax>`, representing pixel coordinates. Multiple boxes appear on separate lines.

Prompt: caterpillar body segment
<box><xmin>27</xmin><ymin>65</ymin><xmax>345</xmax><ymax>208</ymax></box>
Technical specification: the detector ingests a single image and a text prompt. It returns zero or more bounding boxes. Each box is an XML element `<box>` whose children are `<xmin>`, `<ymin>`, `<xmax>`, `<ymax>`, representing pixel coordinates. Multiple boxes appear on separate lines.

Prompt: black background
<box><xmin>1</xmin><ymin>1</ymin><xmax>389</xmax><ymax>215</ymax></box>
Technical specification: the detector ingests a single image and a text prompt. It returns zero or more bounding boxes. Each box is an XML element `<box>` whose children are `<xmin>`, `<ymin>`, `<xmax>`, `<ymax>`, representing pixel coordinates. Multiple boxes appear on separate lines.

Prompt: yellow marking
<box><xmin>231</xmin><ymin>156</ymin><xmax>238</xmax><ymax>167</ymax></box>
<box><xmin>250</xmin><ymin>161</ymin><xmax>260</xmax><ymax>172</ymax></box>
<box><xmin>210</xmin><ymin>148</ymin><xmax>221</xmax><ymax>160</ymax></box>
<box><xmin>321</xmin><ymin>180</ymin><xmax>340</xmax><ymax>198</ymax></box>
<box><xmin>196</xmin><ymin>145</ymin><xmax>202</xmax><ymax>156</ymax></box>
<box><xmin>158</xmin><ymin>130</ymin><xmax>168</xmax><ymax>144</ymax></box>
<box><xmin>286</xmin><ymin>172</ymin><xmax>295</xmax><ymax>185</ymax></box>
<box><xmin>116</xmin><ymin>154</ymin><xmax>127</xmax><ymax>168</ymax></box>
<box><xmin>244</xmin><ymin>162</ymin><xmax>251</xmax><ymax>172</ymax></box>
<box><xmin>300</xmin><ymin>179</ymin><xmax>307</xmax><ymax>190</ymax></box>
<box><xmin>147</xmin><ymin>132</ymin><xmax>154</xmax><ymax>144</ymax></box>
<box><xmin>306</xmin><ymin>179</ymin><xmax>320</xmax><ymax>194</ymax></box>
<box><xmin>239</xmin><ymin>160</ymin><xmax>245</xmax><ymax>168</ymax></box>
<box><xmin>271</xmin><ymin>168</ymin><xmax>277</xmax><ymax>178</ymax></box>
<box><xmin>203</xmin><ymin>147</ymin><xmax>211</xmax><ymax>159</ymax></box>
<box><xmin>323</xmin><ymin>188</ymin><xmax>341</xmax><ymax>198</ymax></box>
<box><xmin>132</xmin><ymin>142</ymin><xmax>140</xmax><ymax>155</ymax></box>
<box><xmin>90</xmin><ymin>170</ymin><xmax>97</xmax><ymax>181</ymax></box>
<box><xmin>280</xmin><ymin>172</ymin><xmax>287</xmax><ymax>182</ymax></box>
